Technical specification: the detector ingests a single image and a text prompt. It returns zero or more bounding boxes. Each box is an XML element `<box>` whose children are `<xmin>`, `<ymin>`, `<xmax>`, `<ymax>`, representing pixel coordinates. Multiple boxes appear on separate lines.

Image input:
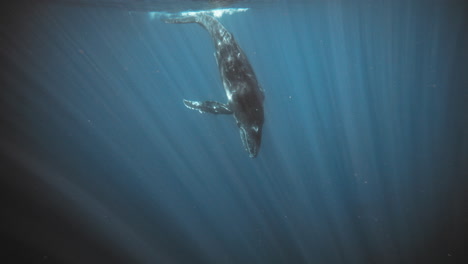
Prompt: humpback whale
<box><xmin>165</xmin><ymin>14</ymin><xmax>264</xmax><ymax>158</ymax></box>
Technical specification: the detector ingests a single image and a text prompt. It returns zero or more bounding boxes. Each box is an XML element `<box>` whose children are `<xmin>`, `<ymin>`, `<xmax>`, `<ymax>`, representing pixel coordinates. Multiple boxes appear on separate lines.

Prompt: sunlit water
<box><xmin>1</xmin><ymin>0</ymin><xmax>467</xmax><ymax>263</ymax></box>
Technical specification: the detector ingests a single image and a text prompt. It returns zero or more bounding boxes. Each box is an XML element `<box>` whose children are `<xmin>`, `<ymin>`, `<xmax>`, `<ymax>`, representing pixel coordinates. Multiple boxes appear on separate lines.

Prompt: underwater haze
<box><xmin>1</xmin><ymin>0</ymin><xmax>467</xmax><ymax>263</ymax></box>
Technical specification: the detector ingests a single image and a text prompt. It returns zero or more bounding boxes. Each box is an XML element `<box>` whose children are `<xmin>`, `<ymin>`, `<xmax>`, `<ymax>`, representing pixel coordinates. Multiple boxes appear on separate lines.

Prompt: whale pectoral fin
<box><xmin>183</xmin><ymin>99</ymin><xmax>233</xmax><ymax>115</ymax></box>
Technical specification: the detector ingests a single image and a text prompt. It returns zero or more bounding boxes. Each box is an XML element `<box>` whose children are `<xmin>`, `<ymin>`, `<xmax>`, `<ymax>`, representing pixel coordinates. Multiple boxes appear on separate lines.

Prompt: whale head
<box><xmin>238</xmin><ymin>123</ymin><xmax>262</xmax><ymax>158</ymax></box>
<box><xmin>232</xmin><ymin>89</ymin><xmax>264</xmax><ymax>158</ymax></box>
<box><xmin>235</xmin><ymin>103</ymin><xmax>264</xmax><ymax>158</ymax></box>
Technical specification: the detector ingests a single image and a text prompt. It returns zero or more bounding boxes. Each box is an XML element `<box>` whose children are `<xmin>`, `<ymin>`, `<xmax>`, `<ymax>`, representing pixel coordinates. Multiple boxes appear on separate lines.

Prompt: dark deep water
<box><xmin>1</xmin><ymin>0</ymin><xmax>467</xmax><ymax>263</ymax></box>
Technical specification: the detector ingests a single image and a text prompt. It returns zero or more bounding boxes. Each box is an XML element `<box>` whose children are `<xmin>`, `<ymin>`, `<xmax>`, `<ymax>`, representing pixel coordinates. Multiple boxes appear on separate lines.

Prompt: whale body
<box><xmin>165</xmin><ymin>14</ymin><xmax>264</xmax><ymax>158</ymax></box>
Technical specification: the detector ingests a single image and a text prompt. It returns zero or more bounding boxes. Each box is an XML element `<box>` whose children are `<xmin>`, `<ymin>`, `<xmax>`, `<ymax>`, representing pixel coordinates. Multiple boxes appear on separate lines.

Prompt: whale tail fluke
<box><xmin>163</xmin><ymin>14</ymin><xmax>225</xmax><ymax>43</ymax></box>
<box><xmin>163</xmin><ymin>15</ymin><xmax>198</xmax><ymax>24</ymax></box>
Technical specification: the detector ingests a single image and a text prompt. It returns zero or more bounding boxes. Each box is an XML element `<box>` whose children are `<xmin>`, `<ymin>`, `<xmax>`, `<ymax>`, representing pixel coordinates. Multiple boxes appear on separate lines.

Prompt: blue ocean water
<box><xmin>1</xmin><ymin>0</ymin><xmax>467</xmax><ymax>263</ymax></box>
